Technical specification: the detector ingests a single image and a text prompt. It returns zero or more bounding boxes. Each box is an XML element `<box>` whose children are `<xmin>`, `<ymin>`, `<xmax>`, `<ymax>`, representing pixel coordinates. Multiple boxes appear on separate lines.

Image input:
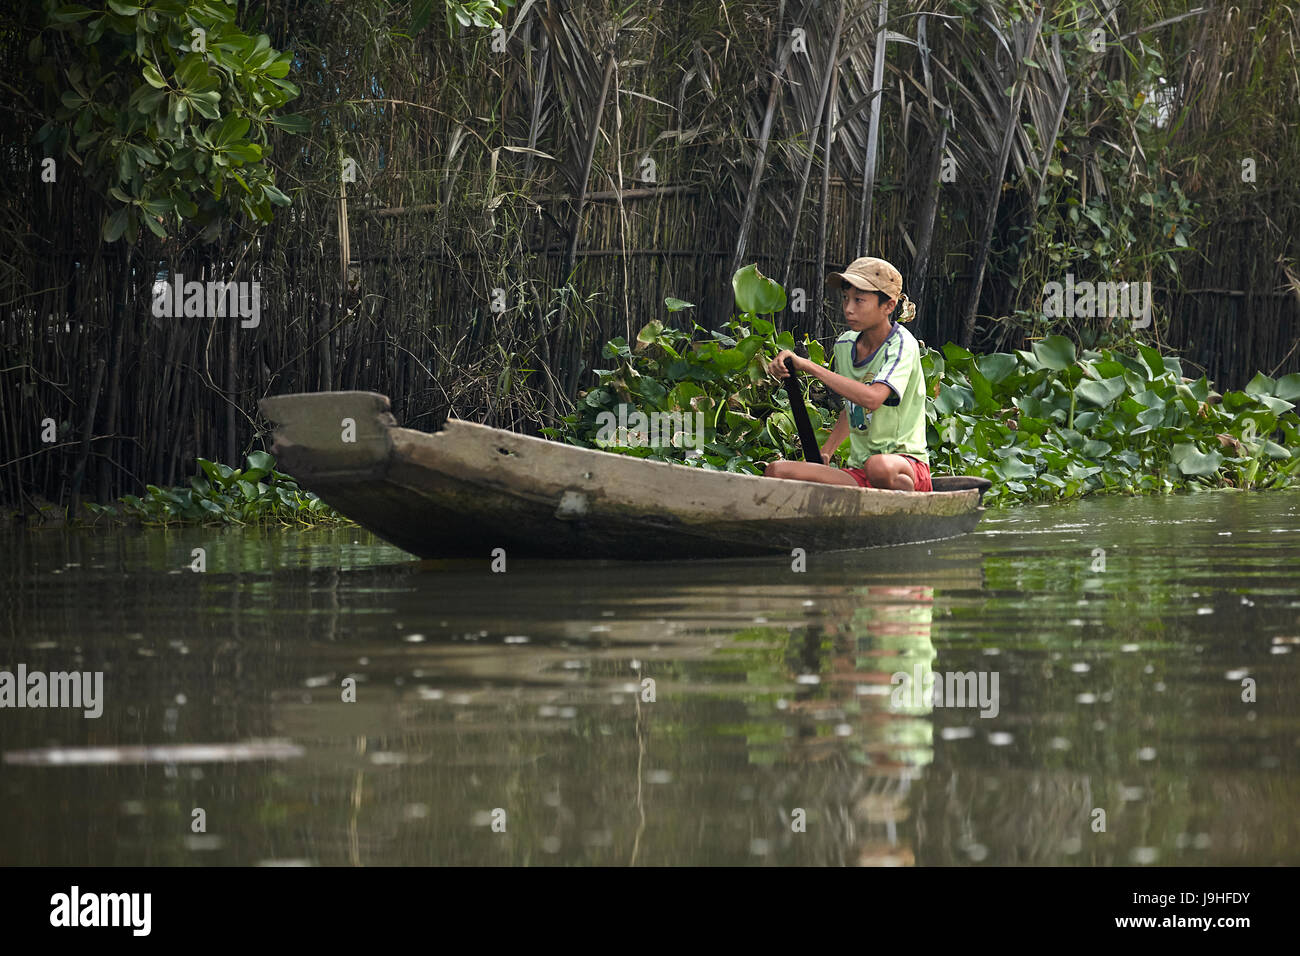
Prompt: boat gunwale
<box><xmin>399</xmin><ymin>417</ymin><xmax>987</xmax><ymax>504</ymax></box>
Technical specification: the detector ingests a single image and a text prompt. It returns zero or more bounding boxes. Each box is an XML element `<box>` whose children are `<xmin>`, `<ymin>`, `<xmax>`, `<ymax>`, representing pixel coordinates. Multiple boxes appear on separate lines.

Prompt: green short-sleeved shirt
<box><xmin>831</xmin><ymin>322</ymin><xmax>929</xmax><ymax>468</ymax></box>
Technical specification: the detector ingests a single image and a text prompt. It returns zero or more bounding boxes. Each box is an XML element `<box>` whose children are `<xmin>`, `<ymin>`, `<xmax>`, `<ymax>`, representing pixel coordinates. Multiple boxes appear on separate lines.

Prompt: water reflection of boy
<box><xmin>783</xmin><ymin>585</ymin><xmax>937</xmax><ymax>866</ymax></box>
<box><xmin>783</xmin><ymin>585</ymin><xmax>936</xmax><ymax>767</ymax></box>
<box><xmin>842</xmin><ymin>586</ymin><xmax>937</xmax><ymax>768</ymax></box>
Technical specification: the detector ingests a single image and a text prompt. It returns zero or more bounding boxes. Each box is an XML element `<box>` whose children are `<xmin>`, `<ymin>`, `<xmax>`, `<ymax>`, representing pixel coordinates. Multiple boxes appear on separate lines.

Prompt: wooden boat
<box><xmin>258</xmin><ymin>391</ymin><xmax>991</xmax><ymax>560</ymax></box>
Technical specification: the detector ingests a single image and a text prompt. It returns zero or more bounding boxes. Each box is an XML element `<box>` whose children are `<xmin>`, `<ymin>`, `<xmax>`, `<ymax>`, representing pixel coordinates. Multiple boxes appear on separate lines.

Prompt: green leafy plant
<box><xmin>549</xmin><ymin>267</ymin><xmax>840</xmax><ymax>474</ymax></box>
<box><xmin>89</xmin><ymin>451</ymin><xmax>346</xmax><ymax>526</ymax></box>
<box><xmin>33</xmin><ymin>0</ymin><xmax>303</xmax><ymax>243</ymax></box>
<box><xmin>925</xmin><ymin>336</ymin><xmax>1300</xmax><ymax>506</ymax></box>
<box><xmin>554</xmin><ymin>268</ymin><xmax>1300</xmax><ymax>507</ymax></box>
<box><xmin>407</xmin><ymin>0</ymin><xmax>518</xmax><ymax>32</ymax></box>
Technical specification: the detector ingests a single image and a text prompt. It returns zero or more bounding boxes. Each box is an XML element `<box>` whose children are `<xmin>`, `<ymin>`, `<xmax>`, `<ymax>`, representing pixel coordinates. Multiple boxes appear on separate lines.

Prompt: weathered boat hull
<box><xmin>259</xmin><ymin>391</ymin><xmax>989</xmax><ymax>560</ymax></box>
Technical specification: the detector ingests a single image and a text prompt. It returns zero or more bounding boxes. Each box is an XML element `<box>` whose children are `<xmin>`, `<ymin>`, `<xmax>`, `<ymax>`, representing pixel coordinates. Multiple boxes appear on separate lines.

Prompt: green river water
<box><xmin>2</xmin><ymin>490</ymin><xmax>1298</xmax><ymax>865</ymax></box>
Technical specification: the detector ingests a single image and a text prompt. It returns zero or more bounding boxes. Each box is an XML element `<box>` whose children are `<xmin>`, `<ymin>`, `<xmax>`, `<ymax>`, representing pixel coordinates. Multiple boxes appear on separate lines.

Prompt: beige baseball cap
<box><xmin>826</xmin><ymin>256</ymin><xmax>903</xmax><ymax>298</ymax></box>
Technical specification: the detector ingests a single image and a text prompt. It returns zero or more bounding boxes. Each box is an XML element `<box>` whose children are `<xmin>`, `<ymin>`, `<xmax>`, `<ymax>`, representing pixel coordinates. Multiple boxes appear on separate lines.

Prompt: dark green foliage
<box><xmin>925</xmin><ymin>337</ymin><xmax>1300</xmax><ymax>506</ymax></box>
<box><xmin>549</xmin><ymin>305</ymin><xmax>837</xmax><ymax>476</ymax></box>
<box><xmin>33</xmin><ymin>0</ymin><xmax>301</xmax><ymax>243</ymax></box>
<box><xmin>85</xmin><ymin>451</ymin><xmax>344</xmax><ymax>525</ymax></box>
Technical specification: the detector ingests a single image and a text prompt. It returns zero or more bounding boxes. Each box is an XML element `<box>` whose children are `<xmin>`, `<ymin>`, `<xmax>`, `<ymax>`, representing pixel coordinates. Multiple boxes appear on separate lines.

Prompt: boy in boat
<box><xmin>764</xmin><ymin>256</ymin><xmax>932</xmax><ymax>492</ymax></box>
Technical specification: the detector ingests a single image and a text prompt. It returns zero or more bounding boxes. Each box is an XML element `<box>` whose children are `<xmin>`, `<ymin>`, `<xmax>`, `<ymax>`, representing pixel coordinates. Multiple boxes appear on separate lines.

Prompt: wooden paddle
<box><xmin>782</xmin><ymin>356</ymin><xmax>824</xmax><ymax>464</ymax></box>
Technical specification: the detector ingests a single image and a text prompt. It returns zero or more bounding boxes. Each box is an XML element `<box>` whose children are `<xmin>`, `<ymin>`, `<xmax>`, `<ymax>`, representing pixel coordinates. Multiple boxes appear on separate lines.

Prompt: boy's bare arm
<box><xmin>769</xmin><ymin>349</ymin><xmax>893</xmax><ymax>410</ymax></box>
<box><xmin>821</xmin><ymin>410</ymin><xmax>849</xmax><ymax>463</ymax></box>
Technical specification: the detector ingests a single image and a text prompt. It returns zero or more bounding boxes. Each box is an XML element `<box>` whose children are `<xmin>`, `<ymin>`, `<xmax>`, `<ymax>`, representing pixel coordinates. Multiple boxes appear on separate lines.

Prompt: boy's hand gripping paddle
<box><xmin>782</xmin><ymin>355</ymin><xmax>824</xmax><ymax>465</ymax></box>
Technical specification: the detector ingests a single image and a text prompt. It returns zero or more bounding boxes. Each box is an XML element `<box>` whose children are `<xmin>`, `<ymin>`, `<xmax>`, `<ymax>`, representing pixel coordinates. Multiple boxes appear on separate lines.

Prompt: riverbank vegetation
<box><xmin>72</xmin><ymin>451</ymin><xmax>346</xmax><ymax>527</ymax></box>
<box><xmin>557</xmin><ymin>270</ymin><xmax>1300</xmax><ymax>507</ymax></box>
<box><xmin>3</xmin><ymin>1</ymin><xmax>1297</xmax><ymax>513</ymax></box>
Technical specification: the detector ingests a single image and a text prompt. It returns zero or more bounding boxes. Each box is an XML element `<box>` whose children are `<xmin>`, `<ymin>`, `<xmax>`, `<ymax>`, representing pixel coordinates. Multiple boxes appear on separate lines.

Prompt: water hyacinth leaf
<box><xmin>735</xmin><ymin>335</ymin><xmax>765</xmax><ymax>362</ymax></box>
<box><xmin>664</xmin><ymin>359</ymin><xmax>691</xmax><ymax>380</ymax></box>
<box><xmin>1080</xmin><ymin>439</ymin><xmax>1113</xmax><ymax>459</ymax></box>
<box><xmin>635</xmin><ymin>320</ymin><xmax>664</xmax><ymax>350</ymax></box>
<box><xmin>1017</xmin><ymin>416</ymin><xmax>1050</xmax><ymax>436</ymax></box>
<box><xmin>1015</xmin><ymin>348</ymin><xmax>1042</xmax><ymax>371</ymax></box>
<box><xmin>994</xmin><ymin>455</ymin><xmax>1036</xmax><ymax>480</ymax></box>
<box><xmin>583</xmin><ymin>387</ymin><xmax>611</xmax><ymax>408</ymax></box>
<box><xmin>1091</xmin><ymin>359</ymin><xmax>1128</xmax><ymax>380</ymax></box>
<box><xmin>1072</xmin><ymin>410</ymin><xmax>1100</xmax><ymax>430</ymax></box>
<box><xmin>633</xmin><ymin>376</ymin><xmax>668</xmax><ymax>406</ymax></box>
<box><xmin>968</xmin><ymin>367</ymin><xmax>993</xmax><ymax>408</ymax></box>
<box><xmin>1171</xmin><ymin>443</ymin><xmax>1224</xmax><ymax>476</ymax></box>
<box><xmin>196</xmin><ymin>457</ymin><xmax>233</xmax><ymax>487</ymax></box>
<box><xmin>246</xmin><ymin>450</ymin><xmax>274</xmax><ymax>472</ymax></box>
<box><xmin>922</xmin><ymin>350</ymin><xmax>946</xmax><ymax>382</ymax></box>
<box><xmin>668</xmin><ymin>382</ymin><xmax>705</xmax><ymax>410</ymax></box>
<box><xmin>1032</xmin><ymin>335</ymin><xmax>1076</xmax><ymax>371</ymax></box>
<box><xmin>1075</xmin><ymin>376</ymin><xmax>1127</xmax><ymax>407</ymax></box>
<box><xmin>1245</xmin><ymin>371</ymin><xmax>1275</xmax><ymax>397</ymax></box>
<box><xmin>1015</xmin><ymin>395</ymin><xmax>1046</xmax><ymax>419</ymax></box>
<box><xmin>942</xmin><ymin>342</ymin><xmax>974</xmax><ymax>370</ymax></box>
<box><xmin>1137</xmin><ymin>405</ymin><xmax>1167</xmax><ymax>428</ymax></box>
<box><xmin>1133</xmin><ymin>388</ymin><xmax>1165</xmax><ymax>409</ymax></box>
<box><xmin>975</xmin><ymin>352</ymin><xmax>1018</xmax><ymax>384</ymax></box>
<box><xmin>1256</xmin><ymin>395</ymin><xmax>1296</xmax><ymax>416</ymax></box>
<box><xmin>935</xmin><ymin>382</ymin><xmax>970</xmax><ymax>415</ymax></box>
<box><xmin>732</xmin><ymin>264</ymin><xmax>786</xmax><ymax>314</ymax></box>
<box><xmin>713</xmin><ymin>346</ymin><xmax>751</xmax><ymax>371</ymax></box>
<box><xmin>1220</xmin><ymin>390</ymin><xmax>1254</xmax><ymax>412</ymax></box>
<box><xmin>1273</xmin><ymin>374</ymin><xmax>1300</xmax><ymax>402</ymax></box>
<box><xmin>1137</xmin><ymin>344</ymin><xmax>1165</xmax><ymax>378</ymax></box>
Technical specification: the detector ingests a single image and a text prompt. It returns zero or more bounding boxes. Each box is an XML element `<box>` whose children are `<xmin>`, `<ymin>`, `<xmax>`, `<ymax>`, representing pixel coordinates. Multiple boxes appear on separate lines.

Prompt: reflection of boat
<box><xmin>259</xmin><ymin>391</ymin><xmax>991</xmax><ymax>560</ymax></box>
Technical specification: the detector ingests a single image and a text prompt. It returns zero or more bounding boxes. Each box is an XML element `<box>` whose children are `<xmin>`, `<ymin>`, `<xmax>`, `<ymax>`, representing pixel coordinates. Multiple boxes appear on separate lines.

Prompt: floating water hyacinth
<box><xmin>556</xmin><ymin>271</ymin><xmax>1299</xmax><ymax>505</ymax></box>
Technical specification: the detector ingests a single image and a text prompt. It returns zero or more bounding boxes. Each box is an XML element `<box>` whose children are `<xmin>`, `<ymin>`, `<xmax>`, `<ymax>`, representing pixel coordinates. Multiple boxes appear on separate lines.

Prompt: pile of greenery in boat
<box><xmin>554</xmin><ymin>270</ymin><xmax>1300</xmax><ymax>508</ymax></box>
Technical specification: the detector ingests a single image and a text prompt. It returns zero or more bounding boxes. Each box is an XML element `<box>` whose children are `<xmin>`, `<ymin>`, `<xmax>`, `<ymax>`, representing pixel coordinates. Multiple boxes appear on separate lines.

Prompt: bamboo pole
<box><xmin>781</xmin><ymin>0</ymin><xmax>847</xmax><ymax>295</ymax></box>
<box><xmin>853</xmin><ymin>0</ymin><xmax>889</xmax><ymax>257</ymax></box>
<box><xmin>814</xmin><ymin>44</ymin><xmax>841</xmax><ymax>341</ymax></box>
<box><xmin>959</xmin><ymin>7</ymin><xmax>1044</xmax><ymax>348</ymax></box>
<box><xmin>729</xmin><ymin>16</ymin><xmax>798</xmax><ymax>278</ymax></box>
<box><xmin>911</xmin><ymin>114</ymin><xmax>948</xmax><ymax>320</ymax></box>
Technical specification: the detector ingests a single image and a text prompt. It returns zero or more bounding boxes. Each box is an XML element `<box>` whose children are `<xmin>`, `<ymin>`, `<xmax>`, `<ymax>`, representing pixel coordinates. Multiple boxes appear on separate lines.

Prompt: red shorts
<box><xmin>843</xmin><ymin>455</ymin><xmax>932</xmax><ymax>492</ymax></box>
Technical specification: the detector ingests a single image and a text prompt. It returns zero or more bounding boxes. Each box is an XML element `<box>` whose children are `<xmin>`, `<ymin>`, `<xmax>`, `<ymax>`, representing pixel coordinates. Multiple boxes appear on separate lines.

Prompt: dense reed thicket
<box><xmin>2</xmin><ymin>0</ymin><xmax>1297</xmax><ymax>512</ymax></box>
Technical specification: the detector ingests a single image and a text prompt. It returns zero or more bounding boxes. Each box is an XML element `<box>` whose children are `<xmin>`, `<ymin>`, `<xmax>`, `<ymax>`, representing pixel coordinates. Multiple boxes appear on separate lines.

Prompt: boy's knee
<box><xmin>866</xmin><ymin>455</ymin><xmax>912</xmax><ymax>490</ymax></box>
<box><xmin>864</xmin><ymin>456</ymin><xmax>891</xmax><ymax>485</ymax></box>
